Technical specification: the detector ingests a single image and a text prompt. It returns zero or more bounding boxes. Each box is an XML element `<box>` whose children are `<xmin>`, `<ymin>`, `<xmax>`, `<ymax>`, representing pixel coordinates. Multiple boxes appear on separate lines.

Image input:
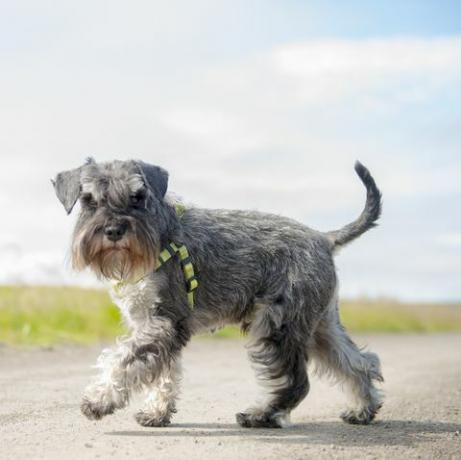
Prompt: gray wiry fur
<box><xmin>53</xmin><ymin>159</ymin><xmax>384</xmax><ymax>428</ymax></box>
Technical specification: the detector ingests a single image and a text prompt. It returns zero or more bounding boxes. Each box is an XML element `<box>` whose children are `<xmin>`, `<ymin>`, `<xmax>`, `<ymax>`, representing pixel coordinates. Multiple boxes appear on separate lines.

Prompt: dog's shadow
<box><xmin>107</xmin><ymin>419</ymin><xmax>461</xmax><ymax>448</ymax></box>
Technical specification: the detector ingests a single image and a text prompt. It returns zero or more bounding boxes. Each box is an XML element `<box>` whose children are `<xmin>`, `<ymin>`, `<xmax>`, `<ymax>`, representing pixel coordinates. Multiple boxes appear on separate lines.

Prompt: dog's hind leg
<box><xmin>236</xmin><ymin>304</ymin><xmax>310</xmax><ymax>428</ymax></box>
<box><xmin>311</xmin><ymin>296</ymin><xmax>384</xmax><ymax>425</ymax></box>
<box><xmin>134</xmin><ymin>357</ymin><xmax>182</xmax><ymax>427</ymax></box>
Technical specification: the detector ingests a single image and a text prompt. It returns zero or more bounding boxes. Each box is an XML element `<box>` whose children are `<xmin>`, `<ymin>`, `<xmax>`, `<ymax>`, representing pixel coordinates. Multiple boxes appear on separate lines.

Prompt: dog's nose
<box><xmin>104</xmin><ymin>222</ymin><xmax>127</xmax><ymax>242</ymax></box>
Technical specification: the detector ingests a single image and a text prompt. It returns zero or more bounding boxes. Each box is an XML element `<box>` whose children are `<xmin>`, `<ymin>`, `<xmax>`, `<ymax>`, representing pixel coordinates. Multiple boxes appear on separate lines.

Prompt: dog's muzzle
<box><xmin>104</xmin><ymin>221</ymin><xmax>128</xmax><ymax>242</ymax></box>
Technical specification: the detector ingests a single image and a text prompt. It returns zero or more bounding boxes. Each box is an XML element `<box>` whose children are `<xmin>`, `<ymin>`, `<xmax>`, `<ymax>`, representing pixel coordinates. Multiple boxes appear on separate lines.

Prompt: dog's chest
<box><xmin>109</xmin><ymin>277</ymin><xmax>161</xmax><ymax>329</ymax></box>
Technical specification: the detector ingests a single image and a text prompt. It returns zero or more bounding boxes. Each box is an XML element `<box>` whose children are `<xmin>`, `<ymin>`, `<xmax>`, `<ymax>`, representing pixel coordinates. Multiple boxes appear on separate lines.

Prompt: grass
<box><xmin>0</xmin><ymin>286</ymin><xmax>125</xmax><ymax>346</ymax></box>
<box><xmin>0</xmin><ymin>285</ymin><xmax>460</xmax><ymax>345</ymax></box>
<box><xmin>339</xmin><ymin>298</ymin><xmax>461</xmax><ymax>333</ymax></box>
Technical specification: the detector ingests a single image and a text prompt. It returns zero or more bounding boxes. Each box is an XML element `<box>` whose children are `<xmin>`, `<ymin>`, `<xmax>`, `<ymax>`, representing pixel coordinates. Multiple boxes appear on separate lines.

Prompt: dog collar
<box><xmin>155</xmin><ymin>242</ymin><xmax>198</xmax><ymax>309</ymax></box>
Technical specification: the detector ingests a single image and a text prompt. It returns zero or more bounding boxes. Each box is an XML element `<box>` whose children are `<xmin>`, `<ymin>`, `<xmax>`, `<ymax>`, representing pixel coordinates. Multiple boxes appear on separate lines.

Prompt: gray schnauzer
<box><xmin>52</xmin><ymin>158</ymin><xmax>383</xmax><ymax>428</ymax></box>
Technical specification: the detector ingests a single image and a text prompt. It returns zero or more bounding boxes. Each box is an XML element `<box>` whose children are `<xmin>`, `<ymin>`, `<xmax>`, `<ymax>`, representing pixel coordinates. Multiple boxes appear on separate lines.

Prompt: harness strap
<box><xmin>155</xmin><ymin>242</ymin><xmax>198</xmax><ymax>309</ymax></box>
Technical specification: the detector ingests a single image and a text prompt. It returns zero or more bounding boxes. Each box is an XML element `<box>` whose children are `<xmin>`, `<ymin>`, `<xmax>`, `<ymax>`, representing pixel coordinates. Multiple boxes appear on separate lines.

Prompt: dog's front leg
<box><xmin>80</xmin><ymin>338</ymin><xmax>133</xmax><ymax>420</ymax></box>
<box><xmin>81</xmin><ymin>317</ymin><xmax>181</xmax><ymax>421</ymax></box>
<box><xmin>134</xmin><ymin>356</ymin><xmax>182</xmax><ymax>427</ymax></box>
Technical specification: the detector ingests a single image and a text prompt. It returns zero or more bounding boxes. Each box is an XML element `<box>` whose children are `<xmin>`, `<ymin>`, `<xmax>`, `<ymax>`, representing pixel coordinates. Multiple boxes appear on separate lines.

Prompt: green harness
<box><xmin>155</xmin><ymin>241</ymin><xmax>198</xmax><ymax>309</ymax></box>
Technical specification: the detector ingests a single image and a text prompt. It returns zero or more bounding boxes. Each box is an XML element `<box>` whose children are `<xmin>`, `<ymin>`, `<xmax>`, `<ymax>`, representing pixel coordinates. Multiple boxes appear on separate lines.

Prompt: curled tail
<box><xmin>327</xmin><ymin>161</ymin><xmax>382</xmax><ymax>249</ymax></box>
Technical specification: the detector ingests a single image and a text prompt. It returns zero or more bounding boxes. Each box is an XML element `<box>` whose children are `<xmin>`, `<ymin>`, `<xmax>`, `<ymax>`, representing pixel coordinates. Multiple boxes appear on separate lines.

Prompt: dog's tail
<box><xmin>327</xmin><ymin>161</ymin><xmax>382</xmax><ymax>249</ymax></box>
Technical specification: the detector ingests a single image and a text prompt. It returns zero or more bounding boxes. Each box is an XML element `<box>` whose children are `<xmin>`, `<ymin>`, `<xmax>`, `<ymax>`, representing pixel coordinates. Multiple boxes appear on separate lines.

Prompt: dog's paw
<box><xmin>340</xmin><ymin>404</ymin><xmax>382</xmax><ymax>425</ymax></box>
<box><xmin>236</xmin><ymin>410</ymin><xmax>287</xmax><ymax>429</ymax></box>
<box><xmin>80</xmin><ymin>397</ymin><xmax>115</xmax><ymax>421</ymax></box>
<box><xmin>135</xmin><ymin>410</ymin><xmax>172</xmax><ymax>427</ymax></box>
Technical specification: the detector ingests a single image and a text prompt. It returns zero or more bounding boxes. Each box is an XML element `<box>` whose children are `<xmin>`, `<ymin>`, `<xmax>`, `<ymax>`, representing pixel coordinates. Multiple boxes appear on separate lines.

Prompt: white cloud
<box><xmin>0</xmin><ymin>244</ymin><xmax>97</xmax><ymax>286</ymax></box>
<box><xmin>262</xmin><ymin>37</ymin><xmax>461</xmax><ymax>108</ymax></box>
<box><xmin>273</xmin><ymin>38</ymin><xmax>461</xmax><ymax>77</ymax></box>
<box><xmin>436</xmin><ymin>233</ymin><xmax>461</xmax><ymax>248</ymax></box>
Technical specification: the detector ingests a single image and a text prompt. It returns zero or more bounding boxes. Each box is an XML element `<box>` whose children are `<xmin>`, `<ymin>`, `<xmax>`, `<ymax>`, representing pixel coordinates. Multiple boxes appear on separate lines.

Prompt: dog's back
<box><xmin>179</xmin><ymin>207</ymin><xmax>337</xmax><ymax>318</ymax></box>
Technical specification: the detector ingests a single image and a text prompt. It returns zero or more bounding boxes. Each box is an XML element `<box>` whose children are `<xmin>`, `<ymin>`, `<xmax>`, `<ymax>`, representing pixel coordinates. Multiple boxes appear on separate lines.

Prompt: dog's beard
<box><xmin>72</xmin><ymin>225</ymin><xmax>157</xmax><ymax>283</ymax></box>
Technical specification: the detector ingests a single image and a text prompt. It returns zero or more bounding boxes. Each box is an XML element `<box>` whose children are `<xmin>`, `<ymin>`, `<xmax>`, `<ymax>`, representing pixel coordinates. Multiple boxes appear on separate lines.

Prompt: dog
<box><xmin>52</xmin><ymin>158</ymin><xmax>383</xmax><ymax>428</ymax></box>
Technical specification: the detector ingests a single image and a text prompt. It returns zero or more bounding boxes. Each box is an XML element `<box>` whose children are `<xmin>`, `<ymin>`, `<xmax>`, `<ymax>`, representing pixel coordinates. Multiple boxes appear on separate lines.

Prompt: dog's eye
<box><xmin>81</xmin><ymin>194</ymin><xmax>97</xmax><ymax>208</ymax></box>
<box><xmin>130</xmin><ymin>191</ymin><xmax>146</xmax><ymax>206</ymax></box>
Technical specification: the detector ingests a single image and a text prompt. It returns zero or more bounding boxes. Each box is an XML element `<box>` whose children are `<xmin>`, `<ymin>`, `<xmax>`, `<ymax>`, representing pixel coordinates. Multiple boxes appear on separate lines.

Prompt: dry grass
<box><xmin>339</xmin><ymin>298</ymin><xmax>461</xmax><ymax>333</ymax></box>
<box><xmin>0</xmin><ymin>285</ymin><xmax>460</xmax><ymax>345</ymax></box>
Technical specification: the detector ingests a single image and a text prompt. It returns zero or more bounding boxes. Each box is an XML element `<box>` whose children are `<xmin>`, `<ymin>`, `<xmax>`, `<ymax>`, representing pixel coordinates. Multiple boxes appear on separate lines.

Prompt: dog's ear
<box><xmin>52</xmin><ymin>158</ymin><xmax>95</xmax><ymax>214</ymax></box>
<box><xmin>51</xmin><ymin>167</ymin><xmax>82</xmax><ymax>214</ymax></box>
<box><xmin>135</xmin><ymin>161</ymin><xmax>169</xmax><ymax>199</ymax></box>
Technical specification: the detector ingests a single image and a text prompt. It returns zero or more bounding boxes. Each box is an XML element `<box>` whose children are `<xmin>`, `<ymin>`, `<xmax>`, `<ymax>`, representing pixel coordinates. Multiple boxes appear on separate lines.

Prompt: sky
<box><xmin>0</xmin><ymin>0</ymin><xmax>460</xmax><ymax>301</ymax></box>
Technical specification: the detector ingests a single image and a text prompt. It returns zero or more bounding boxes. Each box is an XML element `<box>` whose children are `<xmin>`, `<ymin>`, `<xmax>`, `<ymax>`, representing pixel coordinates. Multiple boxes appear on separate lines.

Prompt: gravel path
<box><xmin>1</xmin><ymin>334</ymin><xmax>460</xmax><ymax>459</ymax></box>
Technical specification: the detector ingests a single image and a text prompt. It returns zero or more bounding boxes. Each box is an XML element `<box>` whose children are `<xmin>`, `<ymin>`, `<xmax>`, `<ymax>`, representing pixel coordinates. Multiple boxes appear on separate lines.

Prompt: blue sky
<box><xmin>0</xmin><ymin>1</ymin><xmax>460</xmax><ymax>300</ymax></box>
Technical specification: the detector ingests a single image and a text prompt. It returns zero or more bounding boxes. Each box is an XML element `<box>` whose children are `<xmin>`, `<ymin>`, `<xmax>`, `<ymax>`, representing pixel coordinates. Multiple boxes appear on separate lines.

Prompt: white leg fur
<box><xmin>81</xmin><ymin>316</ymin><xmax>174</xmax><ymax>421</ymax></box>
<box><xmin>81</xmin><ymin>339</ymin><xmax>143</xmax><ymax>419</ymax></box>
<box><xmin>135</xmin><ymin>358</ymin><xmax>182</xmax><ymax>427</ymax></box>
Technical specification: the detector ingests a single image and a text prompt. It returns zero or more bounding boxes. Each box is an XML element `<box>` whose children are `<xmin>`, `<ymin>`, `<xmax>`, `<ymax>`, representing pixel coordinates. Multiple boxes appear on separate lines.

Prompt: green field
<box><xmin>0</xmin><ymin>285</ymin><xmax>460</xmax><ymax>345</ymax></box>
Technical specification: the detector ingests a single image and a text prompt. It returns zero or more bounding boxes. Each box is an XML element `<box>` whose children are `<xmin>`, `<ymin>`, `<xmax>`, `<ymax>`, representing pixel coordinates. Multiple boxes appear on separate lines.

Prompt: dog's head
<box><xmin>52</xmin><ymin>159</ymin><xmax>171</xmax><ymax>282</ymax></box>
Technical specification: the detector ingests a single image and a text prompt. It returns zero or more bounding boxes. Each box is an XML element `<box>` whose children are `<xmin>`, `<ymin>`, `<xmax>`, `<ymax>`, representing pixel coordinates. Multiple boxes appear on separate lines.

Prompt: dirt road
<box><xmin>1</xmin><ymin>334</ymin><xmax>460</xmax><ymax>459</ymax></box>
